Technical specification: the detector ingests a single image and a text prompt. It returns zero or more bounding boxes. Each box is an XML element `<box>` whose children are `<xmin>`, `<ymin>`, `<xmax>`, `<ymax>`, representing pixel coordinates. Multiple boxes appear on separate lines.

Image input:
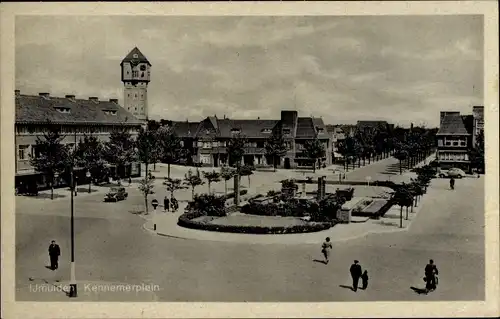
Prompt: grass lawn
<box><xmin>206</xmin><ymin>214</ymin><xmax>308</xmax><ymax>227</ymax></box>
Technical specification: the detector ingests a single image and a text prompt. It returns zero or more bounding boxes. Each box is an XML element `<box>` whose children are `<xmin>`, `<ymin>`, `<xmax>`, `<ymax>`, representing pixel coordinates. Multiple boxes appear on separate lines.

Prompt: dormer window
<box><xmin>103</xmin><ymin>110</ymin><xmax>117</xmax><ymax>116</ymax></box>
<box><xmin>231</xmin><ymin>128</ymin><xmax>241</xmax><ymax>134</ymax></box>
<box><xmin>261</xmin><ymin>129</ymin><xmax>272</xmax><ymax>134</ymax></box>
<box><xmin>316</xmin><ymin>127</ymin><xmax>324</xmax><ymax>134</ymax></box>
<box><xmin>283</xmin><ymin>129</ymin><xmax>291</xmax><ymax>135</ymax></box>
<box><xmin>54</xmin><ymin>107</ymin><xmax>71</xmax><ymax>114</ymax></box>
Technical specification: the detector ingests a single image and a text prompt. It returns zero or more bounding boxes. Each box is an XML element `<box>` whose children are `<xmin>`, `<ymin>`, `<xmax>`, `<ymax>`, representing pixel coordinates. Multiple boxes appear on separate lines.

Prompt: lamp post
<box><xmin>69</xmin><ymin>166</ymin><xmax>77</xmax><ymax>297</ymax></box>
<box><xmin>86</xmin><ymin>171</ymin><xmax>91</xmax><ymax>193</ymax></box>
<box><xmin>151</xmin><ymin>199</ymin><xmax>158</xmax><ymax>231</ymax></box>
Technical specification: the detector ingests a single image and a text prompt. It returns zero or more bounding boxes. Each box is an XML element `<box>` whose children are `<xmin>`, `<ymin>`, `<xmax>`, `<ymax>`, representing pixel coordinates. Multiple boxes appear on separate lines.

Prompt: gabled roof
<box><xmin>169</xmin><ymin>121</ymin><xmax>200</xmax><ymax>138</ymax></box>
<box><xmin>437</xmin><ymin>114</ymin><xmax>472</xmax><ymax>135</ymax></box>
<box><xmin>121</xmin><ymin>47</ymin><xmax>151</xmax><ymax>66</ymax></box>
<box><xmin>216</xmin><ymin>119</ymin><xmax>279</xmax><ymax>138</ymax></box>
<box><xmin>15</xmin><ymin>94</ymin><xmax>142</xmax><ymax>126</ymax></box>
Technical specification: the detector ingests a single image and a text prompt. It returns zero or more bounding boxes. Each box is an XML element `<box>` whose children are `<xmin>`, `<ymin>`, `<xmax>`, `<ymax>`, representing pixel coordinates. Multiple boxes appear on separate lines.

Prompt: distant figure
<box><xmin>450</xmin><ymin>177</ymin><xmax>455</xmax><ymax>190</ymax></box>
<box><xmin>424</xmin><ymin>259</ymin><xmax>439</xmax><ymax>293</ymax></box>
<box><xmin>349</xmin><ymin>260</ymin><xmax>362</xmax><ymax>292</ymax></box>
<box><xmin>164</xmin><ymin>196</ymin><xmax>170</xmax><ymax>212</ymax></box>
<box><xmin>48</xmin><ymin>240</ymin><xmax>60</xmax><ymax>270</ymax></box>
<box><xmin>128</xmin><ymin>177</ymin><xmax>132</xmax><ymax>186</ymax></box>
<box><xmin>361</xmin><ymin>270</ymin><xmax>369</xmax><ymax>290</ymax></box>
<box><xmin>171</xmin><ymin>197</ymin><xmax>178</xmax><ymax>212</ymax></box>
<box><xmin>321</xmin><ymin>237</ymin><xmax>332</xmax><ymax>264</ymax></box>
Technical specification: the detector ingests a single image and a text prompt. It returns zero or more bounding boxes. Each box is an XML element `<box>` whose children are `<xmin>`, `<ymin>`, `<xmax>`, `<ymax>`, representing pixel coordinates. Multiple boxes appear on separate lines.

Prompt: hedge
<box><xmin>177</xmin><ymin>213</ymin><xmax>336</xmax><ymax>234</ymax></box>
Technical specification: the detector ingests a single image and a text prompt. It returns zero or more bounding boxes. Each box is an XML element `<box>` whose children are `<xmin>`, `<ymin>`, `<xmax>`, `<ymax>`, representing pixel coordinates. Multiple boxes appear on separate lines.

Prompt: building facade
<box><xmin>436</xmin><ymin>106</ymin><xmax>484</xmax><ymax>172</ymax></box>
<box><xmin>14</xmin><ymin>90</ymin><xmax>143</xmax><ymax>189</ymax></box>
<box><xmin>168</xmin><ymin>111</ymin><xmax>332</xmax><ymax>169</ymax></box>
<box><xmin>121</xmin><ymin>47</ymin><xmax>151</xmax><ymax>122</ymax></box>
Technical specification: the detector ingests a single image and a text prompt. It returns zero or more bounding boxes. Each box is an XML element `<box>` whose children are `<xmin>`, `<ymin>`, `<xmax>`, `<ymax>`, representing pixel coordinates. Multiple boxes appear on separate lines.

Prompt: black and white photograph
<box><xmin>1</xmin><ymin>2</ymin><xmax>498</xmax><ymax>318</ymax></box>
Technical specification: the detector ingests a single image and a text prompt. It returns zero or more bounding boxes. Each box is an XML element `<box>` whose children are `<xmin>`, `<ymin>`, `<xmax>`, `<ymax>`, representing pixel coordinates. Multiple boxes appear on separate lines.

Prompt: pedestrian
<box><xmin>171</xmin><ymin>197</ymin><xmax>178</xmax><ymax>212</ymax></box>
<box><xmin>349</xmin><ymin>260</ymin><xmax>362</xmax><ymax>292</ymax></box>
<box><xmin>321</xmin><ymin>237</ymin><xmax>332</xmax><ymax>264</ymax></box>
<box><xmin>449</xmin><ymin>177</ymin><xmax>455</xmax><ymax>190</ymax></box>
<box><xmin>128</xmin><ymin>176</ymin><xmax>132</xmax><ymax>186</ymax></box>
<box><xmin>164</xmin><ymin>196</ymin><xmax>170</xmax><ymax>212</ymax></box>
<box><xmin>424</xmin><ymin>259</ymin><xmax>439</xmax><ymax>293</ymax></box>
<box><xmin>361</xmin><ymin>270</ymin><xmax>369</xmax><ymax>290</ymax></box>
<box><xmin>48</xmin><ymin>240</ymin><xmax>60</xmax><ymax>270</ymax></box>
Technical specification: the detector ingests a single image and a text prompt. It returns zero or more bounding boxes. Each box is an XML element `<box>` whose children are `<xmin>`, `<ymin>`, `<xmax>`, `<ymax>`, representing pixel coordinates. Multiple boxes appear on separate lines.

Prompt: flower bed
<box><xmin>177</xmin><ymin>212</ymin><xmax>335</xmax><ymax>234</ymax></box>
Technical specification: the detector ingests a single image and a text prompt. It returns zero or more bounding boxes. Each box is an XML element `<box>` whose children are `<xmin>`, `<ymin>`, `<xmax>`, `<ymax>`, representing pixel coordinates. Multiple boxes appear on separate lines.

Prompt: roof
<box><xmin>121</xmin><ymin>47</ymin><xmax>151</xmax><ymax>66</ymax></box>
<box><xmin>169</xmin><ymin>121</ymin><xmax>200</xmax><ymax>138</ymax></box>
<box><xmin>15</xmin><ymin>94</ymin><xmax>142</xmax><ymax>126</ymax></box>
<box><xmin>357</xmin><ymin>120</ymin><xmax>389</xmax><ymax>130</ymax></box>
<box><xmin>437</xmin><ymin>114</ymin><xmax>472</xmax><ymax>135</ymax></box>
<box><xmin>216</xmin><ymin>119</ymin><xmax>279</xmax><ymax>138</ymax></box>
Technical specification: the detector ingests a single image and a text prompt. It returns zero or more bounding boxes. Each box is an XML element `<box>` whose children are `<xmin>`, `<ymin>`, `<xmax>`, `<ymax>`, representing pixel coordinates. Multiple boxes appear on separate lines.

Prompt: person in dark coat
<box><xmin>450</xmin><ymin>177</ymin><xmax>455</xmax><ymax>190</ymax></box>
<box><xmin>48</xmin><ymin>240</ymin><xmax>60</xmax><ymax>270</ymax></box>
<box><xmin>361</xmin><ymin>270</ymin><xmax>369</xmax><ymax>290</ymax></box>
<box><xmin>349</xmin><ymin>260</ymin><xmax>362</xmax><ymax>292</ymax></box>
<box><xmin>171</xmin><ymin>197</ymin><xmax>178</xmax><ymax>212</ymax></box>
<box><xmin>424</xmin><ymin>259</ymin><xmax>439</xmax><ymax>293</ymax></box>
<box><xmin>163</xmin><ymin>196</ymin><xmax>170</xmax><ymax>212</ymax></box>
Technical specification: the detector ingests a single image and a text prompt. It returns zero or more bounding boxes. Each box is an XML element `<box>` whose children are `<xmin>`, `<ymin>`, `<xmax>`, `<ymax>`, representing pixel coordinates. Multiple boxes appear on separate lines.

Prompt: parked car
<box><xmin>438</xmin><ymin>168</ymin><xmax>466</xmax><ymax>178</ymax></box>
<box><xmin>104</xmin><ymin>187</ymin><xmax>128</xmax><ymax>202</ymax></box>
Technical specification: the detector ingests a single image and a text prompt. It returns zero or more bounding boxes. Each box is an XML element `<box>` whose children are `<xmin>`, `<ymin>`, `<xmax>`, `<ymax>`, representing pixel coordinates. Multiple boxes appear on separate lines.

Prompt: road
<box><xmin>15</xmin><ymin>158</ymin><xmax>484</xmax><ymax>301</ymax></box>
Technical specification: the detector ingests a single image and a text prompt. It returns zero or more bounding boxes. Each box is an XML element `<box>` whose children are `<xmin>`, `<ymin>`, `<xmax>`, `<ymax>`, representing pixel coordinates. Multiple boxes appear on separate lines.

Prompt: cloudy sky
<box><xmin>16</xmin><ymin>15</ymin><xmax>483</xmax><ymax>127</ymax></box>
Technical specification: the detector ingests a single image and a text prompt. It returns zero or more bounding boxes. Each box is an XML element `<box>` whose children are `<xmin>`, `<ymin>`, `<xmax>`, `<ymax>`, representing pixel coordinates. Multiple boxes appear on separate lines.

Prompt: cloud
<box><xmin>15</xmin><ymin>15</ymin><xmax>483</xmax><ymax>127</ymax></box>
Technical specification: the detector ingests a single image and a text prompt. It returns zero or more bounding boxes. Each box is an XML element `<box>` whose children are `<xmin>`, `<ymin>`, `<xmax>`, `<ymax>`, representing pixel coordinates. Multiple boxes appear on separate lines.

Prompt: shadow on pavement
<box><xmin>313</xmin><ymin>259</ymin><xmax>327</xmax><ymax>264</ymax></box>
<box><xmin>339</xmin><ymin>285</ymin><xmax>354</xmax><ymax>291</ymax></box>
<box><xmin>24</xmin><ymin>193</ymin><xmax>67</xmax><ymax>200</ymax></box>
<box><xmin>74</xmin><ymin>187</ymin><xmax>99</xmax><ymax>193</ymax></box>
<box><xmin>410</xmin><ymin>286</ymin><xmax>428</xmax><ymax>295</ymax></box>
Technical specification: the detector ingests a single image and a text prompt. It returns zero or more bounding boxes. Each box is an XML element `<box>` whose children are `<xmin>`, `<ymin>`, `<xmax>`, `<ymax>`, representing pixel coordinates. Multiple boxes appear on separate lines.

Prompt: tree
<box><xmin>75</xmin><ymin>134</ymin><xmax>106</xmax><ymax>190</ymax></box>
<box><xmin>138</xmin><ymin>177</ymin><xmax>155</xmax><ymax>215</ymax></box>
<box><xmin>29</xmin><ymin>126</ymin><xmax>69</xmax><ymax>200</ymax></box>
<box><xmin>103</xmin><ymin>127</ymin><xmax>136</xmax><ymax>183</ymax></box>
<box><xmin>226</xmin><ymin>133</ymin><xmax>247</xmax><ymax>168</ymax></box>
<box><xmin>264</xmin><ymin>131</ymin><xmax>288</xmax><ymax>171</ymax></box>
<box><xmin>136</xmin><ymin>125</ymin><xmax>158</xmax><ymax>182</ymax></box>
<box><xmin>303</xmin><ymin>137</ymin><xmax>326</xmax><ymax>173</ymax></box>
<box><xmin>237</xmin><ymin>165</ymin><xmax>254</xmax><ymax>187</ymax></box>
<box><xmin>203</xmin><ymin>170</ymin><xmax>221</xmax><ymax>194</ymax></box>
<box><xmin>146</xmin><ymin>120</ymin><xmax>162</xmax><ymax>171</ymax></box>
<box><xmin>184</xmin><ymin>169</ymin><xmax>205</xmax><ymax>200</ymax></box>
<box><xmin>163</xmin><ymin>178</ymin><xmax>186</xmax><ymax>200</ymax></box>
<box><xmin>337</xmin><ymin>136</ymin><xmax>356</xmax><ymax>171</ymax></box>
<box><xmin>220</xmin><ymin>166</ymin><xmax>235</xmax><ymax>196</ymax></box>
<box><xmin>157</xmin><ymin>125</ymin><xmax>183</xmax><ymax>179</ymax></box>
<box><xmin>470</xmin><ymin>130</ymin><xmax>484</xmax><ymax>173</ymax></box>
<box><xmin>392</xmin><ymin>184</ymin><xmax>414</xmax><ymax>228</ymax></box>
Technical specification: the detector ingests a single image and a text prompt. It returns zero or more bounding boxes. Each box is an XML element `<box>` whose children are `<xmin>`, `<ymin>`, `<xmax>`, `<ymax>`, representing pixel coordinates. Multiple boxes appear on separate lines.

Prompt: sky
<box><xmin>15</xmin><ymin>15</ymin><xmax>483</xmax><ymax>127</ymax></box>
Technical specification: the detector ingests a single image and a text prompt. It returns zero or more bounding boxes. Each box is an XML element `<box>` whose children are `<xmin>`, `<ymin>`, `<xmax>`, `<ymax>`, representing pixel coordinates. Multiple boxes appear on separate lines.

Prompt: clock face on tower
<box><xmin>140</xmin><ymin>65</ymin><xmax>146</xmax><ymax>71</ymax></box>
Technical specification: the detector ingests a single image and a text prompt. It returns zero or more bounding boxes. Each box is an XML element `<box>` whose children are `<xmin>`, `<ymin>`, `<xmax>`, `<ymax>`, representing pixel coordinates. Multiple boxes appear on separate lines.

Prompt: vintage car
<box><xmin>104</xmin><ymin>187</ymin><xmax>128</xmax><ymax>202</ymax></box>
<box><xmin>438</xmin><ymin>168</ymin><xmax>467</xmax><ymax>178</ymax></box>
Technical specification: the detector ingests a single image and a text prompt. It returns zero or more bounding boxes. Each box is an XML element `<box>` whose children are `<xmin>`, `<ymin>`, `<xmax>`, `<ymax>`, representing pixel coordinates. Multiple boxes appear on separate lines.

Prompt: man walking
<box><xmin>164</xmin><ymin>195</ymin><xmax>170</xmax><ymax>212</ymax></box>
<box><xmin>424</xmin><ymin>259</ymin><xmax>439</xmax><ymax>293</ymax></box>
<box><xmin>48</xmin><ymin>240</ymin><xmax>60</xmax><ymax>270</ymax></box>
<box><xmin>450</xmin><ymin>177</ymin><xmax>455</xmax><ymax>190</ymax></box>
<box><xmin>349</xmin><ymin>260</ymin><xmax>362</xmax><ymax>292</ymax></box>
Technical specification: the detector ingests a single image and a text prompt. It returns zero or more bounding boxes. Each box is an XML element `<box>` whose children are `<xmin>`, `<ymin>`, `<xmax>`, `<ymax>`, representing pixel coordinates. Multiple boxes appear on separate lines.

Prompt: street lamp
<box><xmin>151</xmin><ymin>199</ymin><xmax>158</xmax><ymax>231</ymax></box>
<box><xmin>69</xmin><ymin>166</ymin><xmax>77</xmax><ymax>297</ymax></box>
<box><xmin>86</xmin><ymin>171</ymin><xmax>91</xmax><ymax>193</ymax></box>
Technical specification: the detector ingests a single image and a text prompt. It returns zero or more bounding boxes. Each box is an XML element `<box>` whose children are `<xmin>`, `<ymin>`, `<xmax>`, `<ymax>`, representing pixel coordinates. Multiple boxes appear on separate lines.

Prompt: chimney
<box><xmin>39</xmin><ymin>92</ymin><xmax>50</xmax><ymax>98</ymax></box>
<box><xmin>109</xmin><ymin>98</ymin><xmax>118</xmax><ymax>103</ymax></box>
<box><xmin>15</xmin><ymin>90</ymin><xmax>20</xmax><ymax>96</ymax></box>
<box><xmin>89</xmin><ymin>97</ymin><xmax>99</xmax><ymax>102</ymax></box>
<box><xmin>65</xmin><ymin>94</ymin><xmax>76</xmax><ymax>101</ymax></box>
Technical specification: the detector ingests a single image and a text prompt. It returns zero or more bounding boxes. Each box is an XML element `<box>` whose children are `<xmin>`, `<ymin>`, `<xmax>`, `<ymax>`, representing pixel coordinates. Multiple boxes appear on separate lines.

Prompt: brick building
<box><xmin>15</xmin><ymin>90</ymin><xmax>143</xmax><ymax>189</ymax></box>
<box><xmin>436</xmin><ymin>106</ymin><xmax>484</xmax><ymax>172</ymax></box>
<box><xmin>168</xmin><ymin>111</ymin><xmax>332</xmax><ymax>169</ymax></box>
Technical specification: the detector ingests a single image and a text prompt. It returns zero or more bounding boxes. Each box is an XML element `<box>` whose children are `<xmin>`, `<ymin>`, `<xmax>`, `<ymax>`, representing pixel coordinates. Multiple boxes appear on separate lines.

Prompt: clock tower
<box><xmin>121</xmin><ymin>47</ymin><xmax>151</xmax><ymax>122</ymax></box>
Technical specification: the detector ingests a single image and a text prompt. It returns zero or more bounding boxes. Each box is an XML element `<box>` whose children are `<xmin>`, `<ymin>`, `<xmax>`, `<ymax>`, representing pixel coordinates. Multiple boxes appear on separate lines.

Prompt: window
<box><xmin>261</xmin><ymin>129</ymin><xmax>272</xmax><ymax>134</ymax></box>
<box><xmin>283</xmin><ymin>129</ymin><xmax>291</xmax><ymax>135</ymax></box>
<box><xmin>257</xmin><ymin>142</ymin><xmax>264</xmax><ymax>148</ymax></box>
<box><xmin>135</xmin><ymin>94</ymin><xmax>137</xmax><ymax>98</ymax></box>
<box><xmin>141</xmin><ymin>72</ymin><xmax>144</xmax><ymax>77</ymax></box>
<box><xmin>231</xmin><ymin>128</ymin><xmax>241</xmax><ymax>134</ymax></box>
<box><xmin>55</xmin><ymin>107</ymin><xmax>71</xmax><ymax>114</ymax></box>
<box><xmin>18</xmin><ymin>145</ymin><xmax>28</xmax><ymax>160</ymax></box>
<box><xmin>452</xmin><ymin>141</ymin><xmax>459</xmax><ymax>146</ymax></box>
<box><xmin>438</xmin><ymin>139</ymin><xmax>443</xmax><ymax>147</ymax></box>
<box><xmin>133</xmin><ymin>54</ymin><xmax>139</xmax><ymax>58</ymax></box>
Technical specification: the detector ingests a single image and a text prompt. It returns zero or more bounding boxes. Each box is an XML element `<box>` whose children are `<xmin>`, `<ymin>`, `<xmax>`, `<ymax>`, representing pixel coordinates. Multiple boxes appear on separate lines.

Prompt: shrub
<box><xmin>224</xmin><ymin>189</ymin><xmax>248</xmax><ymax>200</ymax></box>
<box><xmin>267</xmin><ymin>190</ymin><xmax>279</xmax><ymax>197</ymax></box>
<box><xmin>281</xmin><ymin>179</ymin><xmax>298</xmax><ymax>189</ymax></box>
<box><xmin>189</xmin><ymin>193</ymin><xmax>227</xmax><ymax>217</ymax></box>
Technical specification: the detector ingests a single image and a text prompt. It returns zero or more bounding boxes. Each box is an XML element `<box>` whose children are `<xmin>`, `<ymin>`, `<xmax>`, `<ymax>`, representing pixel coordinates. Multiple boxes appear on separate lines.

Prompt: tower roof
<box><xmin>121</xmin><ymin>47</ymin><xmax>151</xmax><ymax>66</ymax></box>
